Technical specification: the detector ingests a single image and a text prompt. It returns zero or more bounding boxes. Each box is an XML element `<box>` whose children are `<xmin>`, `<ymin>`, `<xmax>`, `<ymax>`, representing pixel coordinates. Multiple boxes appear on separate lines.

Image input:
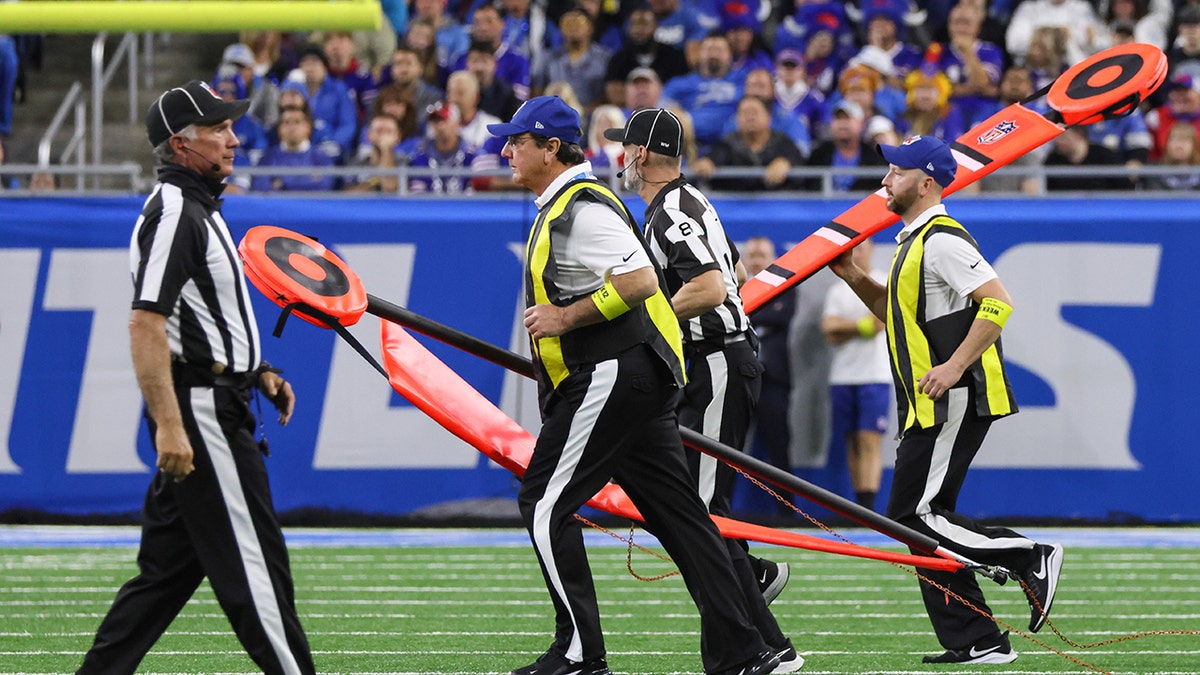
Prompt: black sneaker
<box><xmin>1023</xmin><ymin>543</ymin><xmax>1064</xmax><ymax>633</ymax></box>
<box><xmin>715</xmin><ymin>648</ymin><xmax>781</xmax><ymax>675</ymax></box>
<box><xmin>773</xmin><ymin>640</ymin><xmax>805</xmax><ymax>673</ymax></box>
<box><xmin>757</xmin><ymin>560</ymin><xmax>790</xmax><ymax>605</ymax></box>
<box><xmin>922</xmin><ymin>631</ymin><xmax>1017</xmax><ymax>665</ymax></box>
<box><xmin>510</xmin><ymin>649</ymin><xmax>612</xmax><ymax>675</ymax></box>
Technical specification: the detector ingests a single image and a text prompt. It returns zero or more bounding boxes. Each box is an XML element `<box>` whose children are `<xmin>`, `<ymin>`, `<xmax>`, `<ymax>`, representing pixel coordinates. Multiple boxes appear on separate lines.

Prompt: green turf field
<box><xmin>1</xmin><ymin>539</ymin><xmax>1198</xmax><ymax>674</ymax></box>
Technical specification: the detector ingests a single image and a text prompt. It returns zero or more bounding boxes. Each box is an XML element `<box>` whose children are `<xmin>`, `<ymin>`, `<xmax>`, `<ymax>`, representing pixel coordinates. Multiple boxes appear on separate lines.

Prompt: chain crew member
<box><xmin>490</xmin><ymin>96</ymin><xmax>781</xmax><ymax>675</ymax></box>
<box><xmin>829</xmin><ymin>135</ymin><xmax>1064</xmax><ymax>665</ymax></box>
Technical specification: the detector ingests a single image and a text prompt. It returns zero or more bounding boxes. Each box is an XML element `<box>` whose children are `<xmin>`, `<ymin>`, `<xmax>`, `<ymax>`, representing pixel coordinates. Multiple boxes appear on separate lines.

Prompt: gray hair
<box><xmin>152</xmin><ymin>124</ymin><xmax>198</xmax><ymax>165</ymax></box>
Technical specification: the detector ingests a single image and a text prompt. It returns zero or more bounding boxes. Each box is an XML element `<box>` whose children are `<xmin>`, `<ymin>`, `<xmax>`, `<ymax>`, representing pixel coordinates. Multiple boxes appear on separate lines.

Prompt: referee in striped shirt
<box><xmin>607</xmin><ymin>108</ymin><xmax>804</xmax><ymax>673</ymax></box>
<box><xmin>77</xmin><ymin>80</ymin><xmax>315</xmax><ymax>675</ymax></box>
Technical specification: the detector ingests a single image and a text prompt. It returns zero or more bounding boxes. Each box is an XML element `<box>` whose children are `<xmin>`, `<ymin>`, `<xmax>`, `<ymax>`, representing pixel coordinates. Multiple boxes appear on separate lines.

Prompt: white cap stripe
<box><xmin>646</xmin><ymin>109</ymin><xmax>662</xmax><ymax>149</ymax></box>
<box><xmin>176</xmin><ymin>87</ymin><xmax>205</xmax><ymax>115</ymax></box>
<box><xmin>155</xmin><ymin>90</ymin><xmax>177</xmax><ymax>136</ymax></box>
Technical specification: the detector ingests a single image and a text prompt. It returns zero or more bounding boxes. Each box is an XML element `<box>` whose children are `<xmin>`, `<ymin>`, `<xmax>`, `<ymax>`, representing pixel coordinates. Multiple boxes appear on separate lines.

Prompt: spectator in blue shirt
<box><xmin>860</xmin><ymin>4</ymin><xmax>924</xmax><ymax>80</ymax></box>
<box><xmin>0</xmin><ymin>34</ymin><xmax>16</xmax><ymax>142</ymax></box>
<box><xmin>938</xmin><ymin>3</ymin><xmax>1004</xmax><ymax>129</ymax></box>
<box><xmin>662</xmin><ymin>34</ymin><xmax>744</xmax><ymax>149</ymax></box>
<box><xmin>409</xmin><ymin>101</ymin><xmax>478</xmax><ymax>195</ymax></box>
<box><xmin>412</xmin><ymin>0</ymin><xmax>470</xmax><ymax>70</ymax></box>
<box><xmin>323</xmin><ymin>31</ymin><xmax>380</xmax><ymax>125</ymax></box>
<box><xmin>1088</xmin><ymin>108</ymin><xmax>1153</xmax><ymax>165</ymax></box>
<box><xmin>498</xmin><ymin>0</ymin><xmax>560</xmax><ymax>74</ymax></box>
<box><xmin>773</xmin><ymin>49</ymin><xmax>829</xmax><ymax>144</ymax></box>
<box><xmin>218</xmin><ymin>42</ymin><xmax>281</xmax><ymax>130</ymax></box>
<box><xmin>288</xmin><ymin>46</ymin><xmax>359</xmax><ymax>160</ymax></box>
<box><xmin>253</xmin><ymin>104</ymin><xmax>336</xmax><ymax>192</ymax></box>
<box><xmin>722</xmin><ymin>2</ymin><xmax>774</xmax><ymax>80</ymax></box>
<box><xmin>534</xmin><ymin>9</ymin><xmax>611</xmax><ymax>109</ymax></box>
<box><xmin>775</xmin><ymin>1</ymin><xmax>857</xmax><ymax>66</ymax></box>
<box><xmin>451</xmin><ymin>4</ymin><xmax>530</xmax><ymax>99</ymax></box>
<box><xmin>648</xmin><ymin>0</ymin><xmax>714</xmax><ymax>66</ymax></box>
<box><xmin>213</xmin><ymin>74</ymin><xmax>269</xmax><ymax>163</ymax></box>
<box><xmin>798</xmin><ymin>27</ymin><xmax>847</xmax><ymax>97</ymax></box>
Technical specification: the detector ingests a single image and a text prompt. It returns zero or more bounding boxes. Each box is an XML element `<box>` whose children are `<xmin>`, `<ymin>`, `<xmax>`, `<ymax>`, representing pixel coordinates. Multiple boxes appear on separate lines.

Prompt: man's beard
<box><xmin>886</xmin><ymin>187</ymin><xmax>915</xmax><ymax>215</ymax></box>
<box><xmin>621</xmin><ymin>160</ymin><xmax>643</xmax><ymax>192</ymax></box>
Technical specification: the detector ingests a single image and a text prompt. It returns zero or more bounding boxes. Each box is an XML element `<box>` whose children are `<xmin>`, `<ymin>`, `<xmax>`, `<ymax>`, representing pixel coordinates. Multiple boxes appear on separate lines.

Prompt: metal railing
<box><xmin>91</xmin><ymin>32</ymin><xmax>140</xmax><ymax>173</ymax></box>
<box><xmin>208</xmin><ymin>163</ymin><xmax>1199</xmax><ymax>198</ymax></box>
<box><xmin>36</xmin><ymin>81</ymin><xmax>87</xmax><ymax>190</ymax></box>
<box><xmin>1</xmin><ymin>163</ymin><xmax>145</xmax><ymax>192</ymax></box>
<box><xmin>2</xmin><ymin>163</ymin><xmax>1195</xmax><ymax>197</ymax></box>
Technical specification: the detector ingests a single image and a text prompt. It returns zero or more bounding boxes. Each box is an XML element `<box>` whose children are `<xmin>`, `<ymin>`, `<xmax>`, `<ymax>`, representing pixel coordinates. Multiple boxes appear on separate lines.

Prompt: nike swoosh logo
<box><xmin>622</xmin><ymin>251</ymin><xmax>636</xmax><ymax>262</ymax></box>
<box><xmin>759</xmin><ymin>570</ymin><xmax>768</xmax><ymax>584</ymax></box>
<box><xmin>970</xmin><ymin>260</ymin><xmax>981</xmax><ymax>269</ymax></box>
<box><xmin>1032</xmin><ymin>557</ymin><xmax>1049</xmax><ymax>580</ymax></box>
<box><xmin>969</xmin><ymin>644</ymin><xmax>1001</xmax><ymax>658</ymax></box>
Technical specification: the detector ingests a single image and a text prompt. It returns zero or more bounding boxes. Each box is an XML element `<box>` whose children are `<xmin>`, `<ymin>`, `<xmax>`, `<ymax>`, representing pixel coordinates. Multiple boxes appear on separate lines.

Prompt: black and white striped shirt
<box><xmin>130</xmin><ymin>164</ymin><xmax>262</xmax><ymax>373</ymax></box>
<box><xmin>643</xmin><ymin>176</ymin><xmax>750</xmax><ymax>344</ymax></box>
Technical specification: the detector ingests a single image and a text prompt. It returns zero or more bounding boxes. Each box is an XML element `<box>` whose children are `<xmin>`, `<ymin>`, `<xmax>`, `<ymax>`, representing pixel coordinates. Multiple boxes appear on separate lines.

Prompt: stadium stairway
<box><xmin>7</xmin><ymin>32</ymin><xmax>232</xmax><ymax>190</ymax></box>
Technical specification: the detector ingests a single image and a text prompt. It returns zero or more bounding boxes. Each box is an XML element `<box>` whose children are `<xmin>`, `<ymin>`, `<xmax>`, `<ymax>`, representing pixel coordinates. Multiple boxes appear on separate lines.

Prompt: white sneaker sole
<box><xmin>775</xmin><ymin>651</ymin><xmax>805</xmax><ymax>672</ymax></box>
<box><xmin>966</xmin><ymin>649</ymin><xmax>1018</xmax><ymax>665</ymax></box>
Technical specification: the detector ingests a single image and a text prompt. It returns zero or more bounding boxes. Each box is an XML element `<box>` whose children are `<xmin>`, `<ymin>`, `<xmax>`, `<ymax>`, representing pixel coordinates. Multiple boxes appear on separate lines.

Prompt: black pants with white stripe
<box><xmin>675</xmin><ymin>341</ymin><xmax>789</xmax><ymax>649</ymax></box>
<box><xmin>679</xmin><ymin>340</ymin><xmax>761</xmax><ymax>518</ymax></box>
<box><xmin>886</xmin><ymin>387</ymin><xmax>1037</xmax><ymax>650</ymax></box>
<box><xmin>77</xmin><ymin>385</ymin><xmax>315</xmax><ymax>675</ymax></box>
<box><xmin>518</xmin><ymin>345</ymin><xmax>766</xmax><ymax>674</ymax></box>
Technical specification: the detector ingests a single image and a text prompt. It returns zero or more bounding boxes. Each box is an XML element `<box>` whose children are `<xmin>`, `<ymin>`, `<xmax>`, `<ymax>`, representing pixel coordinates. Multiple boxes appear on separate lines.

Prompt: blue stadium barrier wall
<box><xmin>1</xmin><ymin>195</ymin><xmax>1196</xmax><ymax>522</ymax></box>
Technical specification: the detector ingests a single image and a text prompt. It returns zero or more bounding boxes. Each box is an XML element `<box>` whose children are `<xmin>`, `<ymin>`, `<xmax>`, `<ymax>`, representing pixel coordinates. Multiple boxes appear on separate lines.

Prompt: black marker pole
<box><xmin>364</xmin><ymin>293</ymin><xmax>947</xmax><ymax>558</ymax></box>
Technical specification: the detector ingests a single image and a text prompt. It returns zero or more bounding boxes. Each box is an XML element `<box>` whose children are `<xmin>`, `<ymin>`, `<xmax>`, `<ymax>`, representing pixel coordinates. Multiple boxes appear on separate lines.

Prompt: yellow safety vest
<box><xmin>524</xmin><ymin>178</ymin><xmax>685</xmax><ymax>405</ymax></box>
<box><xmin>886</xmin><ymin>214</ymin><xmax>1017</xmax><ymax>432</ymax></box>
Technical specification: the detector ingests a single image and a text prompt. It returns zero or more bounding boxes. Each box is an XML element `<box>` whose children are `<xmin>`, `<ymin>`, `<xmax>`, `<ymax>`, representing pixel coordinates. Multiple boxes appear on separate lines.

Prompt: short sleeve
<box><xmin>925</xmin><ymin>231</ymin><xmax>997</xmax><ymax>298</ymax></box>
<box><xmin>571</xmin><ymin>202</ymin><xmax>651</xmax><ymax>277</ymax></box>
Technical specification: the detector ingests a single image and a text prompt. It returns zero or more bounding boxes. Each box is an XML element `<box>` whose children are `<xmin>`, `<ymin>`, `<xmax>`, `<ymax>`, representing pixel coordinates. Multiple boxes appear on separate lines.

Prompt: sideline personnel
<box><xmin>490</xmin><ymin>96</ymin><xmax>780</xmax><ymax>675</ymax></box>
<box><xmin>77</xmin><ymin>80</ymin><xmax>315</xmax><ymax>675</ymax></box>
<box><xmin>829</xmin><ymin>135</ymin><xmax>1063</xmax><ymax>665</ymax></box>
<box><xmin>606</xmin><ymin>107</ymin><xmax>803</xmax><ymax>672</ymax></box>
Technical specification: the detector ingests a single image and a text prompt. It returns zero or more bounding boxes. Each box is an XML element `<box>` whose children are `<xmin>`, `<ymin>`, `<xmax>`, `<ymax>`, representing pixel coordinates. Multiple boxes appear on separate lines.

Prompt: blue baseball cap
<box><xmin>877</xmin><ymin>135</ymin><xmax>957</xmax><ymax>188</ymax></box>
<box><xmin>486</xmin><ymin>96</ymin><xmax>582</xmax><ymax>144</ymax></box>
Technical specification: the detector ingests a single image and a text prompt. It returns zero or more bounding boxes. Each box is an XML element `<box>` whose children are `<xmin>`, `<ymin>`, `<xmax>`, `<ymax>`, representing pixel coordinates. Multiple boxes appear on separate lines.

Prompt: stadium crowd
<box><xmin>3</xmin><ymin>0</ymin><xmax>1200</xmax><ymax>192</ymax></box>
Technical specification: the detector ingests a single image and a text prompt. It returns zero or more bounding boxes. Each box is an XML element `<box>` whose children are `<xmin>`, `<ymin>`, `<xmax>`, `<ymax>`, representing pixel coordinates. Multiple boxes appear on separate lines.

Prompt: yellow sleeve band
<box><xmin>977</xmin><ymin>297</ymin><xmax>1013</xmax><ymax>328</ymax></box>
<box><xmin>856</xmin><ymin>315</ymin><xmax>877</xmax><ymax>338</ymax></box>
<box><xmin>591</xmin><ymin>279</ymin><xmax>631</xmax><ymax>321</ymax></box>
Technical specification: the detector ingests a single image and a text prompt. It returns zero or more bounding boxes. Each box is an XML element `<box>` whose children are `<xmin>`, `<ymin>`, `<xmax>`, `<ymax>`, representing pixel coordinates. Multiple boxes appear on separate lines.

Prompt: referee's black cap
<box><xmin>145</xmin><ymin>80</ymin><xmax>250</xmax><ymax>147</ymax></box>
<box><xmin>603</xmin><ymin>108</ymin><xmax>682</xmax><ymax>158</ymax></box>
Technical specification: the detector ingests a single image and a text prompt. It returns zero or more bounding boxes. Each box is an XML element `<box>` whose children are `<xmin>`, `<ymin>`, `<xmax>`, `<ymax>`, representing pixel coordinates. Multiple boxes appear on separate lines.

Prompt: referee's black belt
<box><xmin>171</xmin><ymin>357</ymin><xmax>260</xmax><ymax>390</ymax></box>
<box><xmin>685</xmin><ymin>330</ymin><xmax>756</xmax><ymax>358</ymax></box>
